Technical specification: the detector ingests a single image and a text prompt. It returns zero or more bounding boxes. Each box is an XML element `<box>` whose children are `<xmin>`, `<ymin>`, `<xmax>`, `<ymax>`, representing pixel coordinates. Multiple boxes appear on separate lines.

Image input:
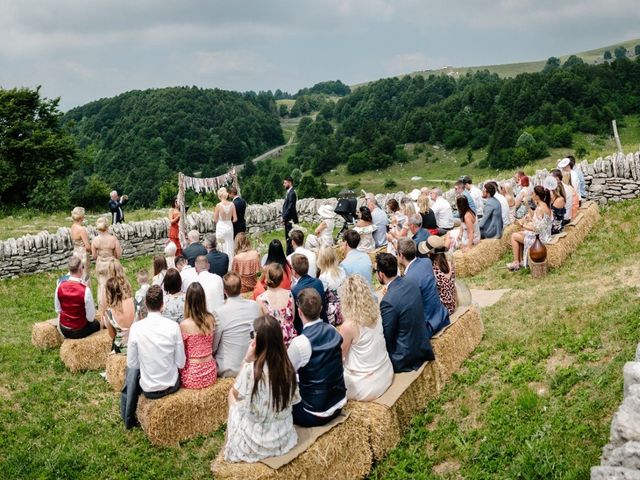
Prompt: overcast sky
<box><xmin>1</xmin><ymin>0</ymin><xmax>639</xmax><ymax>110</ymax></box>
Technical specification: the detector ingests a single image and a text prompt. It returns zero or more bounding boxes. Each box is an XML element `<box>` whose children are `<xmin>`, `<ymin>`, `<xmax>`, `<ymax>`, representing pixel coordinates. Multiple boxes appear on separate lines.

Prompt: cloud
<box><xmin>385</xmin><ymin>52</ymin><xmax>431</xmax><ymax>74</ymax></box>
<box><xmin>193</xmin><ymin>50</ymin><xmax>273</xmax><ymax>75</ymax></box>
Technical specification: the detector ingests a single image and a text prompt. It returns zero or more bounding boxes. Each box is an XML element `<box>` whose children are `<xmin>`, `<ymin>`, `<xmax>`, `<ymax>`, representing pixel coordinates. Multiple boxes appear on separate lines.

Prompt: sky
<box><xmin>1</xmin><ymin>0</ymin><xmax>639</xmax><ymax>111</ymax></box>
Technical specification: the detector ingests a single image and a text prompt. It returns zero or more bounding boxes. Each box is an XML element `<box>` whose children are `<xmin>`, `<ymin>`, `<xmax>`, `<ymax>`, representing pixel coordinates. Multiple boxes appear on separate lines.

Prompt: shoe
<box><xmin>506</xmin><ymin>262</ymin><xmax>521</xmax><ymax>271</ymax></box>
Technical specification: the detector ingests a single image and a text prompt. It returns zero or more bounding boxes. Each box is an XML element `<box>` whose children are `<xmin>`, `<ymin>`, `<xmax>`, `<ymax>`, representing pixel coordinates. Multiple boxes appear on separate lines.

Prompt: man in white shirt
<box><xmin>127</xmin><ymin>285</ymin><xmax>186</xmax><ymax>398</ymax></box>
<box><xmin>462</xmin><ymin>176</ymin><xmax>484</xmax><ymax>217</ymax></box>
<box><xmin>212</xmin><ymin>272</ymin><xmax>260</xmax><ymax>377</ymax></box>
<box><xmin>287</xmin><ymin>229</ymin><xmax>317</xmax><ymax>278</ymax></box>
<box><xmin>176</xmin><ymin>255</ymin><xmax>198</xmax><ymax>293</ymax></box>
<box><xmin>429</xmin><ymin>188</ymin><xmax>455</xmax><ymax>235</ymax></box>
<box><xmin>194</xmin><ymin>255</ymin><xmax>224</xmax><ymax>313</ymax></box>
<box><xmin>287</xmin><ymin>288</ymin><xmax>346</xmax><ymax>427</ymax></box>
<box><xmin>487</xmin><ymin>181</ymin><xmax>511</xmax><ymax>227</ymax></box>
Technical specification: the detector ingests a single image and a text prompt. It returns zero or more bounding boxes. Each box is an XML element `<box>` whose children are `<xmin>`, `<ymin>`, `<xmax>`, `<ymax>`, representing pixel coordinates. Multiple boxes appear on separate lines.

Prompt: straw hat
<box><xmin>408</xmin><ymin>189</ymin><xmax>422</xmax><ymax>201</ymax></box>
<box><xmin>418</xmin><ymin>235</ymin><xmax>445</xmax><ymax>255</ymax></box>
<box><xmin>318</xmin><ymin>204</ymin><xmax>336</xmax><ymax>219</ymax></box>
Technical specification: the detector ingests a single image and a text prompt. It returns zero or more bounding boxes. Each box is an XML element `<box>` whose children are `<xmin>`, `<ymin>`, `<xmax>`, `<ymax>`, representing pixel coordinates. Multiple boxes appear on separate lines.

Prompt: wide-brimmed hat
<box><xmin>418</xmin><ymin>235</ymin><xmax>445</xmax><ymax>255</ymax></box>
<box><xmin>408</xmin><ymin>189</ymin><xmax>422</xmax><ymax>201</ymax></box>
<box><xmin>557</xmin><ymin>157</ymin><xmax>570</xmax><ymax>168</ymax></box>
<box><xmin>318</xmin><ymin>204</ymin><xmax>336</xmax><ymax>219</ymax></box>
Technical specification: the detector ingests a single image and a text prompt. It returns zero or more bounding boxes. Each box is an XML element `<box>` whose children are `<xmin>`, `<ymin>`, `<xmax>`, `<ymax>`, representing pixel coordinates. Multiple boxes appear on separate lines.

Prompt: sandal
<box><xmin>506</xmin><ymin>261</ymin><xmax>521</xmax><ymax>271</ymax></box>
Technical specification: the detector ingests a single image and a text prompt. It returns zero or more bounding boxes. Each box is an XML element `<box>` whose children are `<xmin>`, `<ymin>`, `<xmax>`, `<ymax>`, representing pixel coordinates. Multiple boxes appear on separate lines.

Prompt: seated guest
<box><xmin>340</xmin><ymin>230</ymin><xmax>373</xmax><ymax>285</ymax></box>
<box><xmin>291</xmin><ymin>254</ymin><xmax>328</xmax><ymax>332</ymax></box>
<box><xmin>179</xmin><ymin>282</ymin><xmax>217</xmax><ymax>389</ymax></box>
<box><xmin>549</xmin><ymin>177</ymin><xmax>567</xmax><ymax>234</ymax></box>
<box><xmin>376</xmin><ymin>253</ymin><xmax>435</xmax><ymax>372</ymax></box>
<box><xmin>500</xmin><ymin>182</ymin><xmax>517</xmax><ymax>225</ymax></box>
<box><xmin>386</xmin><ymin>198</ymin><xmax>415</xmax><ymax>244</ymax></box>
<box><xmin>204</xmin><ymin>234</ymin><xmax>229</xmax><ymax>278</ymax></box>
<box><xmin>366</xmin><ymin>194</ymin><xmax>389</xmax><ymax>248</ymax></box>
<box><xmin>127</xmin><ymin>285</ymin><xmax>186</xmax><ymax>398</ymax></box>
<box><xmin>354</xmin><ymin>206</ymin><xmax>377</xmax><ymax>252</ymax></box>
<box><xmin>183</xmin><ymin>230</ymin><xmax>208</xmax><ymax>267</ymax></box>
<box><xmin>253</xmin><ymin>239</ymin><xmax>292</xmax><ymax>299</ymax></box>
<box><xmin>479</xmin><ymin>182</ymin><xmax>504</xmax><ymax>239</ymax></box>
<box><xmin>55</xmin><ymin>256</ymin><xmax>100</xmax><ymax>339</ymax></box>
<box><xmin>257</xmin><ymin>263</ymin><xmax>297</xmax><ymax>346</ymax></box>
<box><xmin>164</xmin><ymin>241</ymin><xmax>177</xmax><ymax>269</ymax></box>
<box><xmin>305</xmin><ymin>204</ymin><xmax>336</xmax><ymax>249</ymax></box>
<box><xmin>134</xmin><ymin>269</ymin><xmax>150</xmax><ymax>320</ymax></box>
<box><xmin>231</xmin><ymin>233</ymin><xmax>261</xmax><ymax>293</ymax></box>
<box><xmin>449</xmin><ymin>196</ymin><xmax>479</xmax><ymax>252</ymax></box>
<box><xmin>175</xmin><ymin>255</ymin><xmax>198</xmax><ymax>292</ymax></box>
<box><xmin>397</xmin><ymin>239</ymin><xmax>450</xmax><ymax>337</ymax></box>
<box><xmin>488</xmin><ymin>181</ymin><xmax>511</xmax><ymax>227</ymax></box>
<box><xmin>339</xmin><ymin>275</ymin><xmax>394</xmax><ymax>401</ymax></box>
<box><xmin>224</xmin><ymin>315</ymin><xmax>298</xmax><ymax>462</ymax></box>
<box><xmin>550</xmin><ymin>169</ymin><xmax>574</xmax><ymax>222</ymax></box>
<box><xmin>105</xmin><ymin>277</ymin><xmax>135</xmax><ymax>353</ymax></box>
<box><xmin>568</xmin><ymin>155</ymin><xmax>587</xmax><ymax>201</ymax></box>
<box><xmin>317</xmin><ymin>246</ymin><xmax>346</xmax><ymax>327</ymax></box>
<box><xmin>287</xmin><ymin>229</ymin><xmax>317</xmax><ymax>278</ymax></box>
<box><xmin>514</xmin><ymin>172</ymin><xmax>532</xmax><ymax>219</ymax></box>
<box><xmin>417</xmin><ymin>193</ymin><xmax>439</xmax><ymax>235</ymax></box>
<box><xmin>419</xmin><ymin>236</ymin><xmax>457</xmax><ymax>316</ymax></box>
<box><xmin>454</xmin><ymin>180</ymin><xmax>477</xmax><ymax>215</ymax></box>
<box><xmin>287</xmin><ymin>288</ymin><xmax>346</xmax><ymax>427</ymax></box>
<box><xmin>151</xmin><ymin>254</ymin><xmax>167</xmax><ymax>287</ymax></box>
<box><xmin>386</xmin><ymin>198</ymin><xmax>406</xmax><ymax>232</ymax></box>
<box><xmin>462</xmin><ymin>176</ymin><xmax>484</xmax><ymax>217</ymax></box>
<box><xmin>161</xmin><ymin>268</ymin><xmax>185</xmax><ymax>323</ymax></box>
<box><xmin>213</xmin><ymin>272</ymin><xmax>261</xmax><ymax>377</ymax></box>
<box><xmin>406</xmin><ymin>213</ymin><xmax>430</xmax><ymax>256</ymax></box>
<box><xmin>194</xmin><ymin>255</ymin><xmax>224</xmax><ymax>313</ymax></box>
<box><xmin>430</xmin><ymin>188</ymin><xmax>455</xmax><ymax>235</ymax></box>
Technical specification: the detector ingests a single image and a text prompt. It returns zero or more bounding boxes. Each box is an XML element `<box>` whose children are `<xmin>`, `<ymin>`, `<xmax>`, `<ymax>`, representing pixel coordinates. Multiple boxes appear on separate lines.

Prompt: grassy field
<box><xmin>1</xmin><ymin>198</ymin><xmax>639</xmax><ymax>478</ymax></box>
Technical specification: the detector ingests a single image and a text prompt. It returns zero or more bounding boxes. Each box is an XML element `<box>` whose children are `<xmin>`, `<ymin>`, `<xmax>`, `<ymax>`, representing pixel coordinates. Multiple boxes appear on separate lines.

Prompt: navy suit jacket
<box><xmin>282</xmin><ymin>188</ymin><xmax>298</xmax><ymax>223</ymax></box>
<box><xmin>206</xmin><ymin>250</ymin><xmax>229</xmax><ymax>277</ymax></box>
<box><xmin>412</xmin><ymin>228</ymin><xmax>431</xmax><ymax>258</ymax></box>
<box><xmin>380</xmin><ymin>276</ymin><xmax>435</xmax><ymax>372</ymax></box>
<box><xmin>404</xmin><ymin>257</ymin><xmax>450</xmax><ymax>337</ymax></box>
<box><xmin>183</xmin><ymin>242</ymin><xmax>208</xmax><ymax>268</ymax></box>
<box><xmin>291</xmin><ymin>274</ymin><xmax>328</xmax><ymax>333</ymax></box>
<box><xmin>233</xmin><ymin>196</ymin><xmax>247</xmax><ymax>234</ymax></box>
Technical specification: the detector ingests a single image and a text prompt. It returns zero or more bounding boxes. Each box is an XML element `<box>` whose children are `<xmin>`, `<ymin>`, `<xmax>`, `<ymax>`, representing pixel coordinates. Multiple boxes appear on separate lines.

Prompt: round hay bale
<box><xmin>31</xmin><ymin>319</ymin><xmax>63</xmax><ymax>350</ymax></box>
<box><xmin>455</xmin><ymin>280</ymin><xmax>472</xmax><ymax>308</ymax></box>
<box><xmin>453</xmin><ymin>238</ymin><xmax>503</xmax><ymax>278</ymax></box>
<box><xmin>105</xmin><ymin>353</ymin><xmax>127</xmax><ymax>392</ymax></box>
<box><xmin>59</xmin><ymin>329</ymin><xmax>112</xmax><ymax>373</ymax></box>
<box><xmin>137</xmin><ymin>378</ymin><xmax>234</xmax><ymax>446</ymax></box>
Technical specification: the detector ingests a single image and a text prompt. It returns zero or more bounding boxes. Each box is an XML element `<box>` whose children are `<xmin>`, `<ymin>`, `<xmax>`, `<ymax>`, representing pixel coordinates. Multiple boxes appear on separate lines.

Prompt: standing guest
<box><xmin>231</xmin><ymin>233</ymin><xmax>261</xmax><ymax>293</ymax></box>
<box><xmin>161</xmin><ymin>268</ymin><xmax>185</xmax><ymax>323</ymax></box>
<box><xmin>366</xmin><ymin>194</ymin><xmax>389</xmax><ymax>248</ymax></box>
<box><xmin>291</xmin><ymin>254</ymin><xmax>328</xmax><ymax>332</ymax></box>
<box><xmin>70</xmin><ymin>206</ymin><xmax>91</xmax><ymax>283</ymax></box>
<box><xmin>489</xmin><ymin>181</ymin><xmax>511</xmax><ymax>227</ymax></box>
<box><xmin>417</xmin><ymin>194</ymin><xmax>439</xmax><ymax>235</ymax></box>
<box><xmin>55</xmin><ymin>256</ymin><xmax>100</xmax><ymax>339</ymax></box>
<box><xmin>254</xmin><ymin>239</ymin><xmax>293</xmax><ymax>299</ymax></box>
<box><xmin>151</xmin><ymin>254</ymin><xmax>168</xmax><ymax>287</ymax></box>
<box><xmin>105</xmin><ymin>277</ymin><xmax>135</xmax><ymax>353</ymax></box>
<box><xmin>286</xmin><ymin>230</ymin><xmax>317</xmax><ymax>278</ymax></box>
<box><xmin>164</xmin><ymin>241</ymin><xmax>177</xmax><ymax>269</ymax></box>
<box><xmin>406</xmin><ymin>213</ymin><xmax>430</xmax><ymax>256</ymax></box>
<box><xmin>568</xmin><ymin>155</ymin><xmax>586</xmax><ymax>201</ymax></box>
<box><xmin>92</xmin><ymin>216</ymin><xmax>122</xmax><ymax>311</ymax></box>
<box><xmin>461</xmin><ymin>176</ymin><xmax>484</xmax><ymax>217</ymax></box>
<box><xmin>500</xmin><ymin>182</ymin><xmax>517</xmax><ymax>225</ymax></box>
<box><xmin>340</xmin><ymin>230</ymin><xmax>372</xmax><ymax>285</ymax></box>
<box><xmin>419</xmin><ymin>236</ymin><xmax>457</xmax><ymax>316</ymax></box>
<box><xmin>179</xmin><ymin>282</ymin><xmax>217</xmax><ymax>389</ymax></box>
<box><xmin>339</xmin><ymin>275</ymin><xmax>394</xmax><ymax>401</ymax></box>
<box><xmin>109</xmin><ymin>190</ymin><xmax>128</xmax><ymax>225</ymax></box>
<box><xmin>479</xmin><ymin>183</ymin><xmax>504</xmax><ymax>239</ymax></box>
<box><xmin>213</xmin><ymin>272</ymin><xmax>261</xmax><ymax>377</ymax></box>
<box><xmin>134</xmin><ymin>269</ymin><xmax>150</xmax><ymax>320</ymax></box>
<box><xmin>256</xmin><ymin>264</ymin><xmax>297</xmax><ymax>347</ymax></box>
<box><xmin>176</xmin><ymin>255</ymin><xmax>197</xmax><ymax>292</ymax></box>
<box><xmin>183</xmin><ymin>230</ymin><xmax>207</xmax><ymax>268</ymax></box>
<box><xmin>354</xmin><ymin>206</ymin><xmax>377</xmax><ymax>253</ymax></box>
<box><xmin>282</xmin><ymin>176</ymin><xmax>299</xmax><ymax>255</ymax></box>
<box><xmin>450</xmin><ymin>196</ymin><xmax>479</xmax><ymax>252</ymax></box>
<box><xmin>168</xmin><ymin>197</ymin><xmax>182</xmax><ymax>257</ymax></box>
<box><xmin>194</xmin><ymin>255</ymin><xmax>224</xmax><ymax>313</ymax></box>
<box><xmin>376</xmin><ymin>253</ymin><xmax>435</xmax><ymax>372</ymax></box>
<box><xmin>204</xmin><ymin>234</ymin><xmax>229</xmax><ymax>278</ymax></box>
<box><xmin>317</xmin><ymin>246</ymin><xmax>346</xmax><ymax>327</ymax></box>
<box><xmin>430</xmin><ymin>189</ymin><xmax>455</xmax><ymax>235</ymax></box>
<box><xmin>397</xmin><ymin>239</ymin><xmax>450</xmax><ymax>337</ymax></box>
<box><xmin>305</xmin><ymin>204</ymin><xmax>336</xmax><ymax>249</ymax></box>
<box><xmin>228</xmin><ymin>186</ymin><xmax>247</xmax><ymax>238</ymax></box>
<box><xmin>287</xmin><ymin>288</ymin><xmax>346</xmax><ymax>427</ymax></box>
<box><xmin>127</xmin><ymin>285</ymin><xmax>186</xmax><ymax>399</ymax></box>
<box><xmin>214</xmin><ymin>187</ymin><xmax>237</xmax><ymax>264</ymax></box>
<box><xmin>224</xmin><ymin>315</ymin><xmax>298</xmax><ymax>462</ymax></box>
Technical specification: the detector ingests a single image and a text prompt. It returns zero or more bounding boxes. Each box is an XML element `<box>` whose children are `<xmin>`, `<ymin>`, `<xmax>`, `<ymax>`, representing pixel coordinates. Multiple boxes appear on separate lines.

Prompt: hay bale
<box><xmin>211</xmin><ymin>401</ymin><xmax>372</xmax><ymax>480</ymax></box>
<box><xmin>105</xmin><ymin>353</ymin><xmax>127</xmax><ymax>392</ymax></box>
<box><xmin>456</xmin><ymin>279</ymin><xmax>472</xmax><ymax>308</ymax></box>
<box><xmin>31</xmin><ymin>319</ymin><xmax>63</xmax><ymax>350</ymax></box>
<box><xmin>546</xmin><ymin>203</ymin><xmax>599</xmax><ymax>269</ymax></box>
<box><xmin>453</xmin><ymin>238</ymin><xmax>504</xmax><ymax>278</ymax></box>
<box><xmin>348</xmin><ymin>401</ymin><xmax>402</xmax><ymax>462</ymax></box>
<box><xmin>59</xmin><ymin>329</ymin><xmax>112</xmax><ymax>373</ymax></box>
<box><xmin>501</xmin><ymin>223</ymin><xmax>521</xmax><ymax>250</ymax></box>
<box><xmin>137</xmin><ymin>378</ymin><xmax>234</xmax><ymax>446</ymax></box>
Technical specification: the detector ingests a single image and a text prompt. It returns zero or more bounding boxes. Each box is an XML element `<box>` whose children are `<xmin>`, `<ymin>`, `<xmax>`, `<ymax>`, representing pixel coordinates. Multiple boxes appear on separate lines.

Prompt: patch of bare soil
<box><xmin>546</xmin><ymin>349</ymin><xmax>575</xmax><ymax>373</ymax></box>
<box><xmin>432</xmin><ymin>460</ymin><xmax>462</xmax><ymax>476</ymax></box>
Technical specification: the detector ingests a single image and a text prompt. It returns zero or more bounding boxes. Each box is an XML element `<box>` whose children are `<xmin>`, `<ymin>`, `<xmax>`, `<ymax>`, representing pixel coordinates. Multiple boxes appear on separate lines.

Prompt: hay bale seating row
<box><xmin>545</xmin><ymin>201</ymin><xmax>600</xmax><ymax>269</ymax></box>
<box><xmin>59</xmin><ymin>329</ymin><xmax>112</xmax><ymax>373</ymax></box>
<box><xmin>454</xmin><ymin>223</ymin><xmax>521</xmax><ymax>278</ymax></box>
<box><xmin>211</xmin><ymin>305</ymin><xmax>483</xmax><ymax>479</ymax></box>
<box><xmin>31</xmin><ymin>319</ymin><xmax>63</xmax><ymax>349</ymax></box>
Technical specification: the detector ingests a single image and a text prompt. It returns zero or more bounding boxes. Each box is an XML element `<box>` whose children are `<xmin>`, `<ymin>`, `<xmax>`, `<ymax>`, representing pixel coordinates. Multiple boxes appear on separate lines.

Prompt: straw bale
<box><xmin>453</xmin><ymin>238</ymin><xmax>504</xmax><ymax>278</ymax></box>
<box><xmin>348</xmin><ymin>401</ymin><xmax>402</xmax><ymax>462</ymax></box>
<box><xmin>59</xmin><ymin>329</ymin><xmax>112</xmax><ymax>373</ymax></box>
<box><xmin>211</xmin><ymin>401</ymin><xmax>372</xmax><ymax>480</ymax></box>
<box><xmin>137</xmin><ymin>378</ymin><xmax>234</xmax><ymax>446</ymax></box>
<box><xmin>367</xmin><ymin>246</ymin><xmax>386</xmax><ymax>266</ymax></box>
<box><xmin>105</xmin><ymin>353</ymin><xmax>127</xmax><ymax>392</ymax></box>
<box><xmin>501</xmin><ymin>223</ymin><xmax>522</xmax><ymax>250</ymax></box>
<box><xmin>546</xmin><ymin>202</ymin><xmax>599</xmax><ymax>269</ymax></box>
<box><xmin>456</xmin><ymin>280</ymin><xmax>472</xmax><ymax>308</ymax></box>
<box><xmin>31</xmin><ymin>319</ymin><xmax>63</xmax><ymax>350</ymax></box>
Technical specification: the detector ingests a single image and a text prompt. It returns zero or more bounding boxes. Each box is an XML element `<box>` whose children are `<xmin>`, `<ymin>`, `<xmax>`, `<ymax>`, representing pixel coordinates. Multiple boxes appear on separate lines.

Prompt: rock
<box><xmin>591</xmin><ymin>466</ymin><xmax>640</xmax><ymax>480</ymax></box>
<box><xmin>602</xmin><ymin>442</ymin><xmax>640</xmax><ymax>469</ymax></box>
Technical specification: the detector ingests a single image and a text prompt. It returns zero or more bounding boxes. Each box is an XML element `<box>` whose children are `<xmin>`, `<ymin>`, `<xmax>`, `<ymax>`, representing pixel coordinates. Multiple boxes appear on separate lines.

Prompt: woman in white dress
<box><xmin>354</xmin><ymin>206</ymin><xmax>377</xmax><ymax>252</ymax></box>
<box><xmin>305</xmin><ymin>204</ymin><xmax>336</xmax><ymax>249</ymax></box>
<box><xmin>214</xmin><ymin>187</ymin><xmax>237</xmax><ymax>269</ymax></box>
<box><xmin>338</xmin><ymin>275</ymin><xmax>394</xmax><ymax>401</ymax></box>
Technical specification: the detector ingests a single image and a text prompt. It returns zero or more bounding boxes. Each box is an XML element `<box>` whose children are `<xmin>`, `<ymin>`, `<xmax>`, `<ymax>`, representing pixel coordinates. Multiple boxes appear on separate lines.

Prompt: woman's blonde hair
<box><xmin>96</xmin><ymin>216</ymin><xmax>109</xmax><ymax>232</ymax></box>
<box><xmin>107</xmin><ymin>259</ymin><xmax>133</xmax><ymax>298</ymax></box>
<box><xmin>401</xmin><ymin>197</ymin><xmax>416</xmax><ymax>216</ymax></box>
<box><xmin>217</xmin><ymin>187</ymin><xmax>229</xmax><ymax>201</ymax></box>
<box><xmin>234</xmin><ymin>232</ymin><xmax>252</xmax><ymax>254</ymax></box>
<box><xmin>71</xmin><ymin>206</ymin><xmax>85</xmax><ymax>222</ymax></box>
<box><xmin>339</xmin><ymin>274</ymin><xmax>379</xmax><ymax>328</ymax></box>
<box><xmin>500</xmin><ymin>182</ymin><xmax>514</xmax><ymax>197</ymax></box>
<box><xmin>416</xmin><ymin>194</ymin><xmax>431</xmax><ymax>214</ymax></box>
<box><xmin>317</xmin><ymin>246</ymin><xmax>340</xmax><ymax>278</ymax></box>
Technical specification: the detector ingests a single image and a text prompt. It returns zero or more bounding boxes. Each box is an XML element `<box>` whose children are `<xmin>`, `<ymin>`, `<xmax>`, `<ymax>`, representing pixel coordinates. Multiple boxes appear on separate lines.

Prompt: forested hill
<box><xmin>62</xmin><ymin>87</ymin><xmax>283</xmax><ymax>207</ymax></box>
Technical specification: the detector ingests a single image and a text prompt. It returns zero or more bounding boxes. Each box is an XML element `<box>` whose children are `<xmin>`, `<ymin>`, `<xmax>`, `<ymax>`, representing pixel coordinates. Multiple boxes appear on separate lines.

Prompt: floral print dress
<box><xmin>257</xmin><ymin>291</ymin><xmax>297</xmax><ymax>347</ymax></box>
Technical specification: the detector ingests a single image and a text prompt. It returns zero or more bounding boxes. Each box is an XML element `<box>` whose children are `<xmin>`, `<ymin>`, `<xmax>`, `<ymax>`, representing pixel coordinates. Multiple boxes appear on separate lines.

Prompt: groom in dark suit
<box><xmin>282</xmin><ymin>176</ymin><xmax>298</xmax><ymax>255</ymax></box>
<box><xmin>228</xmin><ymin>186</ymin><xmax>246</xmax><ymax>238</ymax></box>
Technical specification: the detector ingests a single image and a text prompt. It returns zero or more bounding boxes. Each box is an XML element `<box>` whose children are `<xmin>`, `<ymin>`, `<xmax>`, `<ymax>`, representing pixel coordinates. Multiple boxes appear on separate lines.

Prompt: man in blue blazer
<box><xmin>397</xmin><ymin>239</ymin><xmax>450</xmax><ymax>337</ymax></box>
<box><xmin>282</xmin><ymin>176</ymin><xmax>298</xmax><ymax>255</ymax></box>
<box><xmin>291</xmin><ymin>254</ymin><xmax>327</xmax><ymax>333</ymax></box>
<box><xmin>376</xmin><ymin>252</ymin><xmax>435</xmax><ymax>372</ymax></box>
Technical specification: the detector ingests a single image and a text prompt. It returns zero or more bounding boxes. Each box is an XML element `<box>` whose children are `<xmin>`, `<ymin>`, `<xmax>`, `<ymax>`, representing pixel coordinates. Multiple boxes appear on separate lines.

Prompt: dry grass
<box><xmin>31</xmin><ymin>319</ymin><xmax>63</xmax><ymax>350</ymax></box>
<box><xmin>105</xmin><ymin>353</ymin><xmax>127</xmax><ymax>392</ymax></box>
<box><xmin>59</xmin><ymin>329</ymin><xmax>112</xmax><ymax>372</ymax></box>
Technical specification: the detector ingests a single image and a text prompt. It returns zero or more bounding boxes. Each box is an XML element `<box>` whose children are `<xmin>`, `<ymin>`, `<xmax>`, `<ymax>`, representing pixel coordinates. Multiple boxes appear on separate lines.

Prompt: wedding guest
<box><xmin>231</xmin><ymin>233</ymin><xmax>261</xmax><ymax>293</ymax></box>
<box><xmin>183</xmin><ymin>230</ymin><xmax>207</xmax><ymax>268</ymax></box>
<box><xmin>287</xmin><ymin>230</ymin><xmax>317</xmax><ymax>278</ymax></box>
<box><xmin>305</xmin><ymin>204</ymin><xmax>337</xmax><ymax>249</ymax></box>
<box><xmin>256</xmin><ymin>263</ymin><xmax>297</xmax><ymax>347</ymax></box>
<box><xmin>291</xmin><ymin>254</ymin><xmax>328</xmax><ymax>332</ymax></box>
<box><xmin>92</xmin><ymin>216</ymin><xmax>122</xmax><ymax>311</ymax></box>
<box><xmin>105</xmin><ymin>277</ymin><xmax>135</xmax><ymax>353</ymax></box>
<box><xmin>430</xmin><ymin>189</ymin><xmax>455</xmax><ymax>235</ymax></box>
<box><xmin>317</xmin><ymin>246</ymin><xmax>346</xmax><ymax>327</ymax></box>
<box><xmin>340</xmin><ymin>230</ymin><xmax>372</xmax><ymax>285</ymax></box>
<box><xmin>354</xmin><ymin>206</ymin><xmax>377</xmax><ymax>252</ymax></box>
<box><xmin>204</xmin><ymin>234</ymin><xmax>229</xmax><ymax>277</ymax></box>
<box><xmin>194</xmin><ymin>255</ymin><xmax>224</xmax><ymax>313</ymax></box>
<box><xmin>479</xmin><ymin>182</ymin><xmax>504</xmax><ymax>239</ymax></box>
<box><xmin>168</xmin><ymin>197</ymin><xmax>182</xmax><ymax>256</ymax></box>
<box><xmin>133</xmin><ymin>269</ymin><xmax>150</xmax><ymax>320</ymax></box>
<box><xmin>419</xmin><ymin>236</ymin><xmax>457</xmax><ymax>316</ymax></box>
<box><xmin>161</xmin><ymin>268</ymin><xmax>185</xmax><ymax>323</ymax></box>
<box><xmin>55</xmin><ymin>256</ymin><xmax>100</xmax><ymax>339</ymax></box>
<box><xmin>70</xmin><ymin>206</ymin><xmax>91</xmax><ymax>283</ymax></box>
<box><xmin>366</xmin><ymin>194</ymin><xmax>389</xmax><ymax>248</ymax></box>
<box><xmin>253</xmin><ymin>239</ymin><xmax>292</xmax><ymax>299</ymax></box>
<box><xmin>176</xmin><ymin>255</ymin><xmax>198</xmax><ymax>292</ymax></box>
<box><xmin>151</xmin><ymin>254</ymin><xmax>168</xmax><ymax>287</ymax></box>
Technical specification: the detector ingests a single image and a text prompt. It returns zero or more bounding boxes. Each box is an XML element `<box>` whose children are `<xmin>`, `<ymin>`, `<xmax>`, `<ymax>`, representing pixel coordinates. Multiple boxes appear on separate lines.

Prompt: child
<box><xmin>134</xmin><ymin>269</ymin><xmax>150</xmax><ymax>320</ymax></box>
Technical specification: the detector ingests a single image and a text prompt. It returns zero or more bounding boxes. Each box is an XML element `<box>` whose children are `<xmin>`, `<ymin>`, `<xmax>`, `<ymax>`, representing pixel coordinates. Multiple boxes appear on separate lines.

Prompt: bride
<box><xmin>214</xmin><ymin>187</ymin><xmax>237</xmax><ymax>269</ymax></box>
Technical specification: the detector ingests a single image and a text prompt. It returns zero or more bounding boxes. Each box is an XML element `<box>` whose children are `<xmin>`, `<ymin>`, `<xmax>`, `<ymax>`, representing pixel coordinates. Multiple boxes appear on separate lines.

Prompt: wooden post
<box><xmin>612</xmin><ymin>120</ymin><xmax>623</xmax><ymax>154</ymax></box>
<box><xmin>529</xmin><ymin>258</ymin><xmax>548</xmax><ymax>278</ymax></box>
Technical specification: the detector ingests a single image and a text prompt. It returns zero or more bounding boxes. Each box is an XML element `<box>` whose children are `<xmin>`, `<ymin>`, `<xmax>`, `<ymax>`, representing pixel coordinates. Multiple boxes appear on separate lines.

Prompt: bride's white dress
<box><xmin>216</xmin><ymin>203</ymin><xmax>235</xmax><ymax>270</ymax></box>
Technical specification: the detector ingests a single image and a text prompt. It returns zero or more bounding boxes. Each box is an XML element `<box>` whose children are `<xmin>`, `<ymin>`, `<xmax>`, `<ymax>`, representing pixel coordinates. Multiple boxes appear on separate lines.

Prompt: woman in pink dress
<box><xmin>256</xmin><ymin>263</ymin><xmax>296</xmax><ymax>347</ymax></box>
<box><xmin>179</xmin><ymin>282</ymin><xmax>217</xmax><ymax>389</ymax></box>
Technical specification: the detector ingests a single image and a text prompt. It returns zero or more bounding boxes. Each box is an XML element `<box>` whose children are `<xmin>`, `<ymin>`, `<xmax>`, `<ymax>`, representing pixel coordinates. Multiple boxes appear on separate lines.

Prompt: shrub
<box><xmin>384</xmin><ymin>178</ymin><xmax>398</xmax><ymax>189</ymax></box>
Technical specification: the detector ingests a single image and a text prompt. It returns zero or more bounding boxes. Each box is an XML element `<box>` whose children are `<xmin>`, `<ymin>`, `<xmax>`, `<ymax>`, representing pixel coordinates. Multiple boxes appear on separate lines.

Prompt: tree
<box><xmin>279</xmin><ymin>103</ymin><xmax>289</xmax><ymax>117</ymax></box>
<box><xmin>543</xmin><ymin>57</ymin><xmax>560</xmax><ymax>73</ymax></box>
<box><xmin>635</xmin><ymin>45</ymin><xmax>640</xmax><ymax>56</ymax></box>
<box><xmin>604</xmin><ymin>50</ymin><xmax>612</xmax><ymax>60</ymax></box>
<box><xmin>614</xmin><ymin>46</ymin><xmax>627</xmax><ymax>60</ymax></box>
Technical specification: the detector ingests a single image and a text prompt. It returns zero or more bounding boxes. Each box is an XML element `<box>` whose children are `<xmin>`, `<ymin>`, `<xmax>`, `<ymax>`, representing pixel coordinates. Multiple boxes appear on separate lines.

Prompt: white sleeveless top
<box><xmin>344</xmin><ymin>320</ymin><xmax>390</xmax><ymax>375</ymax></box>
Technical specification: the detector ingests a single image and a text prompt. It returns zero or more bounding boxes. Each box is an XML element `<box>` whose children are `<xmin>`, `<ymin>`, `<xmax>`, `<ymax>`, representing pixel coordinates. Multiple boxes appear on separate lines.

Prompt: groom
<box><xmin>282</xmin><ymin>176</ymin><xmax>298</xmax><ymax>255</ymax></box>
